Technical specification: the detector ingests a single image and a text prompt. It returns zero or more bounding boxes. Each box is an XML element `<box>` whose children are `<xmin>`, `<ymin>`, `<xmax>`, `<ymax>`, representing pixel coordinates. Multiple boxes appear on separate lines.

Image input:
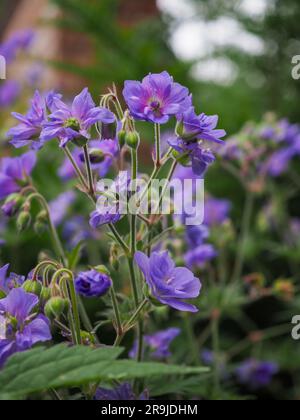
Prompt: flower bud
<box><xmin>22</xmin><ymin>280</ymin><xmax>42</xmax><ymax>297</ymax></box>
<box><xmin>40</xmin><ymin>286</ymin><xmax>52</xmax><ymax>303</ymax></box>
<box><xmin>44</xmin><ymin>297</ymin><xmax>69</xmax><ymax>320</ymax></box>
<box><xmin>2</xmin><ymin>193</ymin><xmax>24</xmax><ymax>217</ymax></box>
<box><xmin>81</xmin><ymin>331</ymin><xmax>96</xmax><ymax>346</ymax></box>
<box><xmin>34</xmin><ymin>220</ymin><xmax>47</xmax><ymax>235</ymax></box>
<box><xmin>118</xmin><ymin>130</ymin><xmax>127</xmax><ymax>148</ymax></box>
<box><xmin>17</xmin><ymin>211</ymin><xmax>31</xmax><ymax>232</ymax></box>
<box><xmin>125</xmin><ymin>131</ymin><xmax>140</xmax><ymax>150</ymax></box>
<box><xmin>89</xmin><ymin>149</ymin><xmax>105</xmax><ymax>164</ymax></box>
<box><xmin>73</xmin><ymin>136</ymin><xmax>88</xmax><ymax>148</ymax></box>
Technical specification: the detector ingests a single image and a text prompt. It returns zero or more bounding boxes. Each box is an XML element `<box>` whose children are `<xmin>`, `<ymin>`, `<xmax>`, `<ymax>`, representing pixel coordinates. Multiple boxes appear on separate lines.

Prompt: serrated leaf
<box><xmin>0</xmin><ymin>344</ymin><xmax>209</xmax><ymax>400</ymax></box>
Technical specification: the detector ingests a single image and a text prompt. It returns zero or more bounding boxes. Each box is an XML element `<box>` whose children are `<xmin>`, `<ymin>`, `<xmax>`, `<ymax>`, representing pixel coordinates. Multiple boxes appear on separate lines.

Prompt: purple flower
<box><xmin>236</xmin><ymin>359</ymin><xmax>278</xmax><ymax>389</ymax></box>
<box><xmin>204</xmin><ymin>197</ymin><xmax>231</xmax><ymax>227</ymax></box>
<box><xmin>59</xmin><ymin>139</ymin><xmax>118</xmax><ymax>181</ymax></box>
<box><xmin>63</xmin><ymin>216</ymin><xmax>95</xmax><ymax>249</ymax></box>
<box><xmin>169</xmin><ymin>136</ymin><xmax>217</xmax><ymax>177</ymax></box>
<box><xmin>0</xmin><ymin>151</ymin><xmax>36</xmax><ymax>200</ymax></box>
<box><xmin>0</xmin><ymin>81</ymin><xmax>21</xmax><ymax>108</ymax></box>
<box><xmin>186</xmin><ymin>225</ymin><xmax>209</xmax><ymax>248</ymax></box>
<box><xmin>169</xmin><ymin>107</ymin><xmax>225</xmax><ymax>176</ymax></box>
<box><xmin>7</xmin><ymin>91</ymin><xmax>48</xmax><ymax>149</ymax></box>
<box><xmin>135</xmin><ymin>251</ymin><xmax>201</xmax><ymax>313</ymax></box>
<box><xmin>185</xmin><ymin>244</ymin><xmax>217</xmax><ymax>269</ymax></box>
<box><xmin>0</xmin><ymin>264</ymin><xmax>25</xmax><ymax>296</ymax></box>
<box><xmin>75</xmin><ymin>269</ymin><xmax>112</xmax><ymax>298</ymax></box>
<box><xmin>266</xmin><ymin>147</ymin><xmax>296</xmax><ymax>177</ymax></box>
<box><xmin>41</xmin><ymin>88</ymin><xmax>115</xmax><ymax>147</ymax></box>
<box><xmin>0</xmin><ymin>30</ymin><xmax>34</xmax><ymax>64</ymax></box>
<box><xmin>89</xmin><ymin>171</ymin><xmax>130</xmax><ymax>228</ymax></box>
<box><xmin>0</xmin><ymin>288</ymin><xmax>51</xmax><ymax>367</ymax></box>
<box><xmin>130</xmin><ymin>327</ymin><xmax>181</xmax><ymax>360</ymax></box>
<box><xmin>177</xmin><ymin>107</ymin><xmax>226</xmax><ymax>144</ymax></box>
<box><xmin>123</xmin><ymin>71</ymin><xmax>191</xmax><ymax>124</ymax></box>
<box><xmin>49</xmin><ymin>191</ymin><xmax>76</xmax><ymax>226</ymax></box>
<box><xmin>95</xmin><ymin>383</ymin><xmax>148</xmax><ymax>401</ymax></box>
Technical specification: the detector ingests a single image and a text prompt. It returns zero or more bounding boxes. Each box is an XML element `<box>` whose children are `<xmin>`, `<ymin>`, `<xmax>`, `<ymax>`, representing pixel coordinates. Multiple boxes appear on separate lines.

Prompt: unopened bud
<box><xmin>125</xmin><ymin>131</ymin><xmax>140</xmax><ymax>150</ymax></box>
<box><xmin>2</xmin><ymin>193</ymin><xmax>24</xmax><ymax>217</ymax></box>
<box><xmin>44</xmin><ymin>297</ymin><xmax>69</xmax><ymax>320</ymax></box>
<box><xmin>22</xmin><ymin>280</ymin><xmax>42</xmax><ymax>297</ymax></box>
<box><xmin>17</xmin><ymin>211</ymin><xmax>31</xmax><ymax>232</ymax></box>
<box><xmin>118</xmin><ymin>130</ymin><xmax>127</xmax><ymax>148</ymax></box>
<box><xmin>40</xmin><ymin>286</ymin><xmax>52</xmax><ymax>303</ymax></box>
<box><xmin>94</xmin><ymin>265</ymin><xmax>111</xmax><ymax>276</ymax></box>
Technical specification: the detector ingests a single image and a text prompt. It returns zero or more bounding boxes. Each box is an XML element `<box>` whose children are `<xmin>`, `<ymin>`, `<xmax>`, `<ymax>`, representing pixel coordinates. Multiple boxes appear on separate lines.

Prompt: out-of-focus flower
<box><xmin>75</xmin><ymin>269</ymin><xmax>112</xmax><ymax>298</ymax></box>
<box><xmin>0</xmin><ymin>151</ymin><xmax>36</xmax><ymax>200</ymax></box>
<box><xmin>0</xmin><ymin>81</ymin><xmax>21</xmax><ymax>108</ymax></box>
<box><xmin>7</xmin><ymin>91</ymin><xmax>49</xmax><ymax>149</ymax></box>
<box><xmin>63</xmin><ymin>216</ymin><xmax>95</xmax><ymax>249</ymax></box>
<box><xmin>95</xmin><ymin>383</ymin><xmax>148</xmax><ymax>401</ymax></box>
<box><xmin>135</xmin><ymin>251</ymin><xmax>201</xmax><ymax>312</ymax></box>
<box><xmin>130</xmin><ymin>327</ymin><xmax>181</xmax><ymax>360</ymax></box>
<box><xmin>185</xmin><ymin>244</ymin><xmax>217</xmax><ymax>269</ymax></box>
<box><xmin>41</xmin><ymin>88</ymin><xmax>115</xmax><ymax>147</ymax></box>
<box><xmin>236</xmin><ymin>359</ymin><xmax>278</xmax><ymax>389</ymax></box>
<box><xmin>123</xmin><ymin>71</ymin><xmax>191</xmax><ymax>124</ymax></box>
<box><xmin>49</xmin><ymin>191</ymin><xmax>76</xmax><ymax>226</ymax></box>
<box><xmin>0</xmin><ymin>288</ymin><xmax>51</xmax><ymax>367</ymax></box>
<box><xmin>0</xmin><ymin>30</ymin><xmax>34</xmax><ymax>64</ymax></box>
<box><xmin>204</xmin><ymin>197</ymin><xmax>231</xmax><ymax>227</ymax></box>
<box><xmin>0</xmin><ymin>264</ymin><xmax>25</xmax><ymax>296</ymax></box>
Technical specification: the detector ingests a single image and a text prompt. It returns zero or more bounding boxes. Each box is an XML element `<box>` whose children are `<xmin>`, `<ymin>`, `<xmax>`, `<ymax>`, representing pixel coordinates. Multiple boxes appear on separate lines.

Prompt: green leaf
<box><xmin>67</xmin><ymin>241</ymin><xmax>84</xmax><ymax>270</ymax></box>
<box><xmin>0</xmin><ymin>345</ymin><xmax>209</xmax><ymax>400</ymax></box>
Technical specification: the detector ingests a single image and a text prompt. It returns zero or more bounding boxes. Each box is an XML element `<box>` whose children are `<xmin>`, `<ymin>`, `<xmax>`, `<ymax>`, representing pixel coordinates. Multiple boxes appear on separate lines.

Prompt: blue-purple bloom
<box><xmin>0</xmin><ymin>81</ymin><xmax>21</xmax><ymax>108</ymax></box>
<box><xmin>90</xmin><ymin>171</ymin><xmax>130</xmax><ymax>229</ymax></box>
<box><xmin>0</xmin><ymin>30</ymin><xmax>34</xmax><ymax>64</ymax></box>
<box><xmin>63</xmin><ymin>216</ymin><xmax>95</xmax><ymax>249</ymax></box>
<box><xmin>130</xmin><ymin>327</ymin><xmax>181</xmax><ymax>360</ymax></box>
<box><xmin>169</xmin><ymin>107</ymin><xmax>226</xmax><ymax>176</ymax></box>
<box><xmin>7</xmin><ymin>91</ymin><xmax>49</xmax><ymax>149</ymax></box>
<box><xmin>0</xmin><ymin>264</ymin><xmax>25</xmax><ymax>296</ymax></box>
<box><xmin>184</xmin><ymin>225</ymin><xmax>217</xmax><ymax>268</ymax></box>
<box><xmin>0</xmin><ymin>151</ymin><xmax>36</xmax><ymax>200</ymax></box>
<box><xmin>41</xmin><ymin>88</ymin><xmax>115</xmax><ymax>147</ymax></box>
<box><xmin>236</xmin><ymin>359</ymin><xmax>278</xmax><ymax>389</ymax></box>
<box><xmin>49</xmin><ymin>191</ymin><xmax>76</xmax><ymax>226</ymax></box>
<box><xmin>135</xmin><ymin>251</ymin><xmax>201</xmax><ymax>312</ymax></box>
<box><xmin>75</xmin><ymin>269</ymin><xmax>112</xmax><ymax>298</ymax></box>
<box><xmin>204</xmin><ymin>197</ymin><xmax>231</xmax><ymax>227</ymax></box>
<box><xmin>0</xmin><ymin>288</ymin><xmax>51</xmax><ymax>367</ymax></box>
<box><xmin>95</xmin><ymin>383</ymin><xmax>148</xmax><ymax>401</ymax></box>
<box><xmin>123</xmin><ymin>71</ymin><xmax>191</xmax><ymax>124</ymax></box>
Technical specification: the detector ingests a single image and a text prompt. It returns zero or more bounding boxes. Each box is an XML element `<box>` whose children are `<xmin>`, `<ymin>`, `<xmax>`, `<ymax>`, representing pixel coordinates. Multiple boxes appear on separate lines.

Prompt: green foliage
<box><xmin>0</xmin><ymin>344</ymin><xmax>209</xmax><ymax>400</ymax></box>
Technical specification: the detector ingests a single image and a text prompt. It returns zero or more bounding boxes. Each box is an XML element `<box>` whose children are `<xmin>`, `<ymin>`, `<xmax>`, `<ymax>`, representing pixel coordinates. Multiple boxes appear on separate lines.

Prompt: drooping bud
<box><xmin>40</xmin><ymin>286</ymin><xmax>52</xmax><ymax>303</ymax></box>
<box><xmin>17</xmin><ymin>210</ymin><xmax>31</xmax><ymax>232</ymax></box>
<box><xmin>44</xmin><ymin>297</ymin><xmax>69</xmax><ymax>320</ymax></box>
<box><xmin>125</xmin><ymin>131</ymin><xmax>140</xmax><ymax>150</ymax></box>
<box><xmin>1</xmin><ymin>193</ymin><xmax>24</xmax><ymax>217</ymax></box>
<box><xmin>34</xmin><ymin>210</ymin><xmax>48</xmax><ymax>235</ymax></box>
<box><xmin>22</xmin><ymin>279</ymin><xmax>42</xmax><ymax>297</ymax></box>
<box><xmin>118</xmin><ymin>129</ymin><xmax>127</xmax><ymax>148</ymax></box>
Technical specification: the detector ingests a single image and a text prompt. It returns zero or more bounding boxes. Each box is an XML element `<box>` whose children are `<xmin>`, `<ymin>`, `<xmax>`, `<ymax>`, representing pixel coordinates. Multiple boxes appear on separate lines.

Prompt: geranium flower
<box><xmin>75</xmin><ymin>269</ymin><xmax>112</xmax><ymax>298</ymax></box>
<box><xmin>135</xmin><ymin>251</ymin><xmax>201</xmax><ymax>312</ymax></box>
<box><xmin>0</xmin><ymin>264</ymin><xmax>25</xmax><ymax>296</ymax></box>
<box><xmin>236</xmin><ymin>359</ymin><xmax>278</xmax><ymax>389</ymax></box>
<box><xmin>41</xmin><ymin>88</ymin><xmax>115</xmax><ymax>147</ymax></box>
<box><xmin>0</xmin><ymin>288</ymin><xmax>51</xmax><ymax>367</ymax></box>
<box><xmin>123</xmin><ymin>71</ymin><xmax>191</xmax><ymax>124</ymax></box>
<box><xmin>0</xmin><ymin>151</ymin><xmax>36</xmax><ymax>200</ymax></box>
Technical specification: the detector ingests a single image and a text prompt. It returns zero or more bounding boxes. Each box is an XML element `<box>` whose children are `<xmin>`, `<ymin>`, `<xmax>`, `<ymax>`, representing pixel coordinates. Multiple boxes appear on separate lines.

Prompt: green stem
<box><xmin>155</xmin><ymin>123</ymin><xmax>161</xmax><ymax>167</ymax></box>
<box><xmin>83</xmin><ymin>144</ymin><xmax>96</xmax><ymax>200</ymax></box>
<box><xmin>64</xmin><ymin>146</ymin><xmax>88</xmax><ymax>190</ymax></box>
<box><xmin>26</xmin><ymin>193</ymin><xmax>66</xmax><ymax>265</ymax></box>
<box><xmin>124</xmin><ymin>298</ymin><xmax>148</xmax><ymax>332</ymax></box>
<box><xmin>232</xmin><ymin>191</ymin><xmax>255</xmax><ymax>283</ymax></box>
<box><xmin>52</xmin><ymin>269</ymin><xmax>82</xmax><ymax>345</ymax></box>
<box><xmin>110</xmin><ymin>286</ymin><xmax>122</xmax><ymax>338</ymax></box>
<box><xmin>108</xmin><ymin>224</ymin><xmax>130</xmax><ymax>255</ymax></box>
<box><xmin>183</xmin><ymin>314</ymin><xmax>199</xmax><ymax>366</ymax></box>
